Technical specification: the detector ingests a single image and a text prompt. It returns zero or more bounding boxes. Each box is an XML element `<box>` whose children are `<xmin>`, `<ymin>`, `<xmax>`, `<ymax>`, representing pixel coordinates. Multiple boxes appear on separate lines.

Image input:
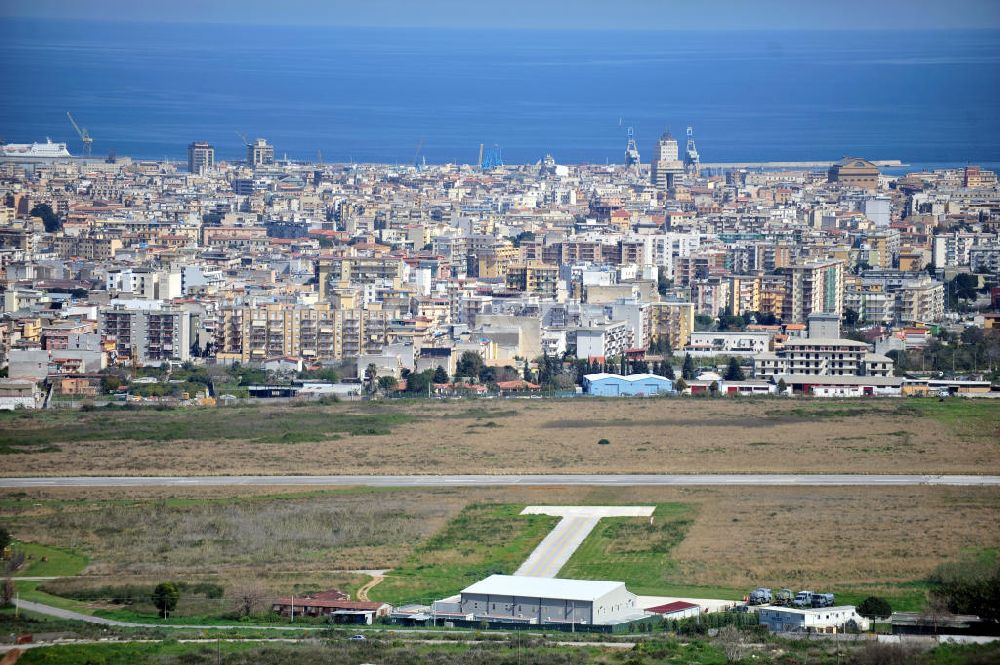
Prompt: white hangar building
<box><xmin>445</xmin><ymin>575</ymin><xmax>644</xmax><ymax>626</ymax></box>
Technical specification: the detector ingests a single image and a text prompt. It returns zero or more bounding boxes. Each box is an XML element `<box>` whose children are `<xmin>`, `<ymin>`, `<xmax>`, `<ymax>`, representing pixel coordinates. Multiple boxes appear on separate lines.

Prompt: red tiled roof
<box><xmin>274</xmin><ymin>599</ymin><xmax>386</xmax><ymax>610</ymax></box>
<box><xmin>645</xmin><ymin>601</ymin><xmax>699</xmax><ymax>614</ymax></box>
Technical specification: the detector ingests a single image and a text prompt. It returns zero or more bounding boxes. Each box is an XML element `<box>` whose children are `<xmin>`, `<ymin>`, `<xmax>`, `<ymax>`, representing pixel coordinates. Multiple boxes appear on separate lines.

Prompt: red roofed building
<box><xmin>644</xmin><ymin>600</ymin><xmax>701</xmax><ymax>619</ymax></box>
<box><xmin>271</xmin><ymin>589</ymin><xmax>392</xmax><ymax>624</ymax></box>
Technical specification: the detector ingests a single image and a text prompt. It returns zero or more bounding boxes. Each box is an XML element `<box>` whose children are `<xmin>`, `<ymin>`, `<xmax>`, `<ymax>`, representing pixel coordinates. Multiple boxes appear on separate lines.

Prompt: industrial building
<box><xmin>434</xmin><ymin>575</ymin><xmax>646</xmax><ymax>627</ymax></box>
<box><xmin>757</xmin><ymin>605</ymin><xmax>870</xmax><ymax>634</ymax></box>
<box><xmin>583</xmin><ymin>372</ymin><xmax>674</xmax><ymax>396</ymax></box>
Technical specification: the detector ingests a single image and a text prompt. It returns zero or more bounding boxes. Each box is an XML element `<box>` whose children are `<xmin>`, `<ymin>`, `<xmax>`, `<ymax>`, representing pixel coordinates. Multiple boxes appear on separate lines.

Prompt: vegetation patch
<box><xmin>373</xmin><ymin>503</ymin><xmax>558</xmax><ymax>606</ymax></box>
<box><xmin>558</xmin><ymin>503</ymin><xmax>703</xmax><ymax>596</ymax></box>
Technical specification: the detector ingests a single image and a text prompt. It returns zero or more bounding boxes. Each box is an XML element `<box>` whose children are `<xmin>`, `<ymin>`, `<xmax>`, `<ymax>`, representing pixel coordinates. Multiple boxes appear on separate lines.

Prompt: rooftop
<box><xmin>461</xmin><ymin>575</ymin><xmax>625</xmax><ymax>602</ymax></box>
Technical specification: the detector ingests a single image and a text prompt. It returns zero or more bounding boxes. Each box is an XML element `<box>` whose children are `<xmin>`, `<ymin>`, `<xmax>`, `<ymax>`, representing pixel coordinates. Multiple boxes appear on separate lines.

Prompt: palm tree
<box><xmin>364</xmin><ymin>363</ymin><xmax>378</xmax><ymax>395</ymax></box>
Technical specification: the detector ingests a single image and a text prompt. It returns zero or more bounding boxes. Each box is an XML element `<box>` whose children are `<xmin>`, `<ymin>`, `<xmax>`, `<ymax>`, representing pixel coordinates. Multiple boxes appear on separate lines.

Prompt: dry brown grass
<box><xmin>3</xmin><ymin>484</ymin><xmax>998</xmax><ymax>605</ymax></box>
<box><xmin>2</xmin><ymin>397</ymin><xmax>997</xmax><ymax>476</ymax></box>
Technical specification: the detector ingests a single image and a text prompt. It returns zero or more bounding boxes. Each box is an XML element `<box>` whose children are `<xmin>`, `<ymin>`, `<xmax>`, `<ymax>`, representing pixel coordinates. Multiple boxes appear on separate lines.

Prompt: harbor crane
<box><xmin>66</xmin><ymin>112</ymin><xmax>93</xmax><ymax>156</ymax></box>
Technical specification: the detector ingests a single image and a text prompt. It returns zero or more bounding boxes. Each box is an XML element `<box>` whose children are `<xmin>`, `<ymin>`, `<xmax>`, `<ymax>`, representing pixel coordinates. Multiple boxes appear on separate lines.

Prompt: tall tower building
<box><xmin>248</xmin><ymin>138</ymin><xmax>274</xmax><ymax>167</ymax></box>
<box><xmin>650</xmin><ymin>130</ymin><xmax>684</xmax><ymax>190</ymax></box>
<box><xmin>624</xmin><ymin>127</ymin><xmax>641</xmax><ymax>171</ymax></box>
<box><xmin>187</xmin><ymin>141</ymin><xmax>215</xmax><ymax>175</ymax></box>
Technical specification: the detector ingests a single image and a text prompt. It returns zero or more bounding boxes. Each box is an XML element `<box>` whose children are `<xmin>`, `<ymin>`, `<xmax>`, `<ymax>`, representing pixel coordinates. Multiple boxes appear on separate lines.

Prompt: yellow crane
<box><xmin>66</xmin><ymin>112</ymin><xmax>93</xmax><ymax>156</ymax></box>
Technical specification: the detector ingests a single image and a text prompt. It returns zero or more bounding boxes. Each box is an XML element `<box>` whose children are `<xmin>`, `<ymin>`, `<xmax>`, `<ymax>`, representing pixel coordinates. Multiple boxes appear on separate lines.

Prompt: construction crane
<box><xmin>66</xmin><ymin>112</ymin><xmax>93</xmax><ymax>156</ymax></box>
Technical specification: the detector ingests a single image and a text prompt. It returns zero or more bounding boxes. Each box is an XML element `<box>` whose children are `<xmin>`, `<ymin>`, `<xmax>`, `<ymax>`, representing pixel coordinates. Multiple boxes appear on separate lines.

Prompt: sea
<box><xmin>1</xmin><ymin>19</ymin><xmax>998</xmax><ymax>169</ymax></box>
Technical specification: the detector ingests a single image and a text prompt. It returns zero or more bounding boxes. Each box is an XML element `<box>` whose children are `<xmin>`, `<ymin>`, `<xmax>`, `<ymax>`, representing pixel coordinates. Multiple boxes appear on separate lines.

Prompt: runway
<box><xmin>1</xmin><ymin>474</ymin><xmax>999</xmax><ymax>488</ymax></box>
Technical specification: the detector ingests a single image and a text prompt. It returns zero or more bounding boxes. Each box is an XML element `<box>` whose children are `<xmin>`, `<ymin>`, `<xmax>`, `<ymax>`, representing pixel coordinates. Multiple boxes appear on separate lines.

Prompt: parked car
<box><xmin>811</xmin><ymin>593</ymin><xmax>835</xmax><ymax>608</ymax></box>
<box><xmin>793</xmin><ymin>591</ymin><xmax>814</xmax><ymax>608</ymax></box>
<box><xmin>350</xmin><ymin>634</ymin><xmax>366</xmax><ymax>641</ymax></box>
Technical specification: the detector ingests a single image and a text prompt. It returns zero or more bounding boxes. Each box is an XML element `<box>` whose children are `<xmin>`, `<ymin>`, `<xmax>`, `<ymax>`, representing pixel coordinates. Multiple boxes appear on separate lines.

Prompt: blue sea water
<box><xmin>0</xmin><ymin>19</ymin><xmax>998</xmax><ymax>166</ymax></box>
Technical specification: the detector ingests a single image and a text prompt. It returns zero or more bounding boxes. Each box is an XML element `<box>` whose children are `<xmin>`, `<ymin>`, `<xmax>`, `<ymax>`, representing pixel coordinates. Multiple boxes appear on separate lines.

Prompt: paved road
<box><xmin>1</xmin><ymin>474</ymin><xmax>999</xmax><ymax>488</ymax></box>
<box><xmin>516</xmin><ymin>506</ymin><xmax>655</xmax><ymax>578</ymax></box>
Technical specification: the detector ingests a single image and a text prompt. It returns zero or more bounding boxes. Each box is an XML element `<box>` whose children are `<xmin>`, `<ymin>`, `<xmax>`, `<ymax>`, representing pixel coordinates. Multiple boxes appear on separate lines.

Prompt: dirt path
<box><xmin>356</xmin><ymin>573</ymin><xmax>386</xmax><ymax>601</ymax></box>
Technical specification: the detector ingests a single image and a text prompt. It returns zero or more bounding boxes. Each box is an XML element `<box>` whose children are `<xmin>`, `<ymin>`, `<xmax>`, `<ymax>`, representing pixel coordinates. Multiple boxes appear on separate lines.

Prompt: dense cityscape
<box><xmin>2</xmin><ymin>1</ymin><xmax>1000</xmax><ymax>664</ymax></box>
<box><xmin>1</xmin><ymin>132</ymin><xmax>998</xmax><ymax>405</ymax></box>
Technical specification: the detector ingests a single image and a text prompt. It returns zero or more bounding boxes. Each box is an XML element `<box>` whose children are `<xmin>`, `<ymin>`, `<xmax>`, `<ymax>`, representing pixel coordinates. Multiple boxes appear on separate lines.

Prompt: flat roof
<box><xmin>784</xmin><ymin>338</ymin><xmax>870</xmax><ymax>347</ymax></box>
<box><xmin>759</xmin><ymin>605</ymin><xmax>858</xmax><ymax>615</ymax></box>
<box><xmin>461</xmin><ymin>575</ymin><xmax>625</xmax><ymax>602</ymax></box>
<box><xmin>775</xmin><ymin>374</ymin><xmax>903</xmax><ymax>386</ymax></box>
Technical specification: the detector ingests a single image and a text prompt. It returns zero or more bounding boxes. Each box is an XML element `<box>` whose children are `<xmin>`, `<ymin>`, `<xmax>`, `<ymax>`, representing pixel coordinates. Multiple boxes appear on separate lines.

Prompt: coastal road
<box><xmin>2</xmin><ymin>474</ymin><xmax>1000</xmax><ymax>488</ymax></box>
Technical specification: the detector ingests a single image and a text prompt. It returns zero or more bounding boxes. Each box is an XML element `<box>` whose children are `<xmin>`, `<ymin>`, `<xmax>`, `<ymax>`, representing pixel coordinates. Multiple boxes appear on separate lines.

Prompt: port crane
<box><xmin>66</xmin><ymin>112</ymin><xmax>93</xmax><ymax>156</ymax></box>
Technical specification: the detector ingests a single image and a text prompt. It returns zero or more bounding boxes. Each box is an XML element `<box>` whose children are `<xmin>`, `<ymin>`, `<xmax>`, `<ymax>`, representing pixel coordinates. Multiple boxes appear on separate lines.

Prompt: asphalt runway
<box><xmin>1</xmin><ymin>474</ymin><xmax>999</xmax><ymax>488</ymax></box>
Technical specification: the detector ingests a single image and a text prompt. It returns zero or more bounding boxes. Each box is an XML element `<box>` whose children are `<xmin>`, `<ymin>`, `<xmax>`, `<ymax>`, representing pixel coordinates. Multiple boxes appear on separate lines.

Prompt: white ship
<box><xmin>0</xmin><ymin>138</ymin><xmax>73</xmax><ymax>159</ymax></box>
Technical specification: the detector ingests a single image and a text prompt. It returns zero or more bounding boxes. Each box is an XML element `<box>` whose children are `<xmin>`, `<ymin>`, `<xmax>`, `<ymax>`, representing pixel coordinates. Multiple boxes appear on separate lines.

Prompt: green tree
<box><xmin>951</xmin><ymin>273</ymin><xmax>980</xmax><ymax>301</ymax></box>
<box><xmin>512</xmin><ymin>230</ymin><xmax>535</xmax><ymax>248</ymax></box>
<box><xmin>363</xmin><ymin>363</ymin><xmax>378</xmax><ymax>395</ymax></box>
<box><xmin>100</xmin><ymin>375</ymin><xmax>122</xmax><ymax>393</ymax></box>
<box><xmin>709</xmin><ymin>380</ymin><xmax>719</xmax><ymax>396</ymax></box>
<box><xmin>377</xmin><ymin>375</ymin><xmax>398</xmax><ymax>393</ymax></box>
<box><xmin>0</xmin><ymin>526</ymin><xmax>11</xmax><ymax>554</ymax></box>
<box><xmin>432</xmin><ymin>366</ymin><xmax>449</xmax><ymax>384</ymax></box>
<box><xmin>151</xmin><ymin>582</ymin><xmax>180</xmax><ymax>619</ymax></box>
<box><xmin>928</xmin><ymin>555</ymin><xmax>1000</xmax><ymax>623</ymax></box>
<box><xmin>843</xmin><ymin>308</ymin><xmax>860</xmax><ymax>327</ymax></box>
<box><xmin>681</xmin><ymin>353</ymin><xmax>696</xmax><ymax>380</ymax></box>
<box><xmin>405</xmin><ymin>369</ymin><xmax>435</xmax><ymax>395</ymax></box>
<box><xmin>661</xmin><ymin>361</ymin><xmax>675</xmax><ymax>380</ymax></box>
<box><xmin>456</xmin><ymin>351</ymin><xmax>485</xmax><ymax>379</ymax></box>
<box><xmin>857</xmin><ymin>596</ymin><xmax>893</xmax><ymax>620</ymax></box>
<box><xmin>30</xmin><ymin>203</ymin><xmax>62</xmax><ymax>233</ymax></box>
<box><xmin>657</xmin><ymin>266</ymin><xmax>671</xmax><ymax>296</ymax></box>
<box><xmin>723</xmin><ymin>357</ymin><xmax>745</xmax><ymax>381</ymax></box>
<box><xmin>777</xmin><ymin>377</ymin><xmax>788</xmax><ymax>394</ymax></box>
<box><xmin>674</xmin><ymin>377</ymin><xmax>687</xmax><ymax>393</ymax></box>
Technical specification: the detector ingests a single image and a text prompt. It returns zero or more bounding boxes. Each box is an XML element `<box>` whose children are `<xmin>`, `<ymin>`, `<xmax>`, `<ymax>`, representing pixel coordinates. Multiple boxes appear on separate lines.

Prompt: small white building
<box><xmin>758</xmin><ymin>605</ymin><xmax>870</xmax><ymax>634</ymax></box>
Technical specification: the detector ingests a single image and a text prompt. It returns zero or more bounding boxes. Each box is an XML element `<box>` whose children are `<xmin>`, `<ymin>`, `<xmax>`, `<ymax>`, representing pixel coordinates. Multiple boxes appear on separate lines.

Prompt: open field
<box><xmin>6</xmin><ymin>635</ymin><xmax>1000</xmax><ymax>665</ymax></box>
<box><xmin>4</xmin><ymin>484</ymin><xmax>997</xmax><ymax>616</ymax></box>
<box><xmin>0</xmin><ymin>397</ymin><xmax>997</xmax><ymax>476</ymax></box>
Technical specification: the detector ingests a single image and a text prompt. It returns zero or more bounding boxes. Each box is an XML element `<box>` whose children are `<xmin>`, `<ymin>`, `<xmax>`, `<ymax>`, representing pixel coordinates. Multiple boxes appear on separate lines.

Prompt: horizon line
<box><xmin>2</xmin><ymin>16</ymin><xmax>1000</xmax><ymax>32</ymax></box>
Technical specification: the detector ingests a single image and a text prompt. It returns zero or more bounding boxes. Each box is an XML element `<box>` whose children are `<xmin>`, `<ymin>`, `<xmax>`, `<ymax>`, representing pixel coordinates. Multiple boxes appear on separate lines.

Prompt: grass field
<box><xmin>6</xmin><ymin>632</ymin><xmax>1000</xmax><ymax>664</ymax></box>
<box><xmin>558</xmin><ymin>503</ymin><xmax>705</xmax><ymax>596</ymax></box>
<box><xmin>374</xmin><ymin>503</ymin><xmax>559</xmax><ymax>605</ymax></box>
<box><xmin>0</xmin><ymin>397</ymin><xmax>997</xmax><ymax>476</ymax></box>
<box><xmin>4</xmin><ymin>484</ymin><xmax>997</xmax><ymax>618</ymax></box>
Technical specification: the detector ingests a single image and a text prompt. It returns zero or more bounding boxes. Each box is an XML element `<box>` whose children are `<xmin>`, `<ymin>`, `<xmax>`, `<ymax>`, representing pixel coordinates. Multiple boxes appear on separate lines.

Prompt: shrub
<box><xmin>597</xmin><ymin>438</ymin><xmax>610</xmax><ymax>445</ymax></box>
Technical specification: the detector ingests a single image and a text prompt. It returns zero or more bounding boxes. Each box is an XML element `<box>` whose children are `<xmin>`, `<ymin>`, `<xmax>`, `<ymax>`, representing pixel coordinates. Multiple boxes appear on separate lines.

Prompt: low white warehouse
<box><xmin>449</xmin><ymin>574</ymin><xmax>644</xmax><ymax>626</ymax></box>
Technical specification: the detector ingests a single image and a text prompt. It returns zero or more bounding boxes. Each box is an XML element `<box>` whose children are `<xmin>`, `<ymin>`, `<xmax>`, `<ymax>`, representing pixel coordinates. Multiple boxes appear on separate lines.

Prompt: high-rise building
<box><xmin>248</xmin><ymin>138</ymin><xmax>274</xmax><ymax>167</ymax></box>
<box><xmin>650</xmin><ymin>130</ymin><xmax>684</xmax><ymax>190</ymax></box>
<box><xmin>782</xmin><ymin>260</ymin><xmax>845</xmax><ymax>323</ymax></box>
<box><xmin>187</xmin><ymin>141</ymin><xmax>215</xmax><ymax>175</ymax></box>
<box><xmin>99</xmin><ymin>304</ymin><xmax>191</xmax><ymax>365</ymax></box>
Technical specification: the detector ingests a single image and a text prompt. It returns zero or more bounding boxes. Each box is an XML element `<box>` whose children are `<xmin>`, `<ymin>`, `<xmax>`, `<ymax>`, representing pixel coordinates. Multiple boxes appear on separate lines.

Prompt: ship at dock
<box><xmin>0</xmin><ymin>138</ymin><xmax>73</xmax><ymax>160</ymax></box>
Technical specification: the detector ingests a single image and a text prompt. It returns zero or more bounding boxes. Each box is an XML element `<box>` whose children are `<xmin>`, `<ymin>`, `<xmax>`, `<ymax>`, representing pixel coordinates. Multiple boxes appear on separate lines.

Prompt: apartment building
<box><xmin>214</xmin><ymin>303</ymin><xmax>393</xmax><ymax>363</ymax></box>
<box><xmin>648</xmin><ymin>301</ymin><xmax>694</xmax><ymax>351</ymax></box>
<box><xmin>782</xmin><ymin>260</ymin><xmax>844</xmax><ymax>323</ymax></box>
<box><xmin>754</xmin><ymin>315</ymin><xmax>892</xmax><ymax>380</ymax></box>
<box><xmin>505</xmin><ymin>262</ymin><xmax>560</xmax><ymax>297</ymax></box>
<box><xmin>99</xmin><ymin>303</ymin><xmax>191</xmax><ymax>365</ymax></box>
